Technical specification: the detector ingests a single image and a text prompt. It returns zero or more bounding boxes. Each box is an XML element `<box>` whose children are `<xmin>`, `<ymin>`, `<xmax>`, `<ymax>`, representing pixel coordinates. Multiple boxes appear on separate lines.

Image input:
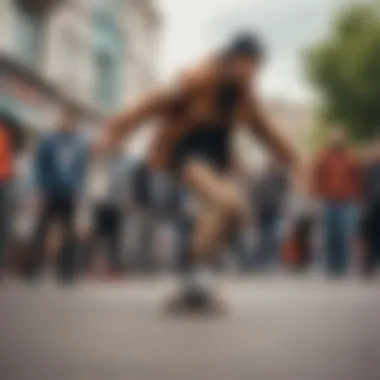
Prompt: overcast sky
<box><xmin>157</xmin><ymin>0</ymin><xmax>350</xmax><ymax>102</ymax></box>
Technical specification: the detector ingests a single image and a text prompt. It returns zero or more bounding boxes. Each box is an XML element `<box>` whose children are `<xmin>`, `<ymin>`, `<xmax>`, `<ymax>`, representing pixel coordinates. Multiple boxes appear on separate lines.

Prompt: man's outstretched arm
<box><xmin>94</xmin><ymin>90</ymin><xmax>169</xmax><ymax>154</ymax></box>
<box><xmin>94</xmin><ymin>72</ymin><xmax>204</xmax><ymax>154</ymax></box>
<box><xmin>242</xmin><ymin>94</ymin><xmax>299</xmax><ymax>167</ymax></box>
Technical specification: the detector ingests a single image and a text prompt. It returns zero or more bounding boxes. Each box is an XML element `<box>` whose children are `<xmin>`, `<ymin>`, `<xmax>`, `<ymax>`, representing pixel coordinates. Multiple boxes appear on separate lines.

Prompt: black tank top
<box><xmin>214</xmin><ymin>80</ymin><xmax>241</xmax><ymax>124</ymax></box>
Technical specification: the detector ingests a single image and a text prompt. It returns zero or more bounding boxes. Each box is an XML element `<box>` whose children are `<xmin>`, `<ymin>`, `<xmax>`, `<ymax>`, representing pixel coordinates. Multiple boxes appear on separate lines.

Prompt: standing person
<box><xmin>23</xmin><ymin>103</ymin><xmax>88</xmax><ymax>283</ymax></box>
<box><xmin>229</xmin><ymin>165</ymin><xmax>255</xmax><ymax>272</ymax></box>
<box><xmin>312</xmin><ymin>128</ymin><xmax>362</xmax><ymax>277</ymax></box>
<box><xmin>286</xmin><ymin>195</ymin><xmax>317</xmax><ymax>272</ymax></box>
<box><xmin>151</xmin><ymin>170</ymin><xmax>183</xmax><ymax>271</ymax></box>
<box><xmin>176</xmin><ymin>189</ymin><xmax>195</xmax><ymax>274</ymax></box>
<box><xmin>9</xmin><ymin>140</ymin><xmax>36</xmax><ymax>274</ymax></box>
<box><xmin>253</xmin><ymin>159</ymin><xmax>289</xmax><ymax>270</ymax></box>
<box><xmin>84</xmin><ymin>142</ymin><xmax>129</xmax><ymax>278</ymax></box>
<box><xmin>131</xmin><ymin>160</ymin><xmax>157</xmax><ymax>273</ymax></box>
<box><xmin>95</xmin><ymin>32</ymin><xmax>300</xmax><ymax>313</ymax></box>
<box><xmin>0</xmin><ymin>112</ymin><xmax>24</xmax><ymax>277</ymax></box>
<box><xmin>361</xmin><ymin>135</ymin><xmax>380</xmax><ymax>278</ymax></box>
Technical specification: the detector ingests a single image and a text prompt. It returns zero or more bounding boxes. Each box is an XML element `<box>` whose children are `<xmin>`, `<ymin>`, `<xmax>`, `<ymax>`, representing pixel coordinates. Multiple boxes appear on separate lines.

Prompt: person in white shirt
<box><xmin>84</xmin><ymin>144</ymin><xmax>131</xmax><ymax>277</ymax></box>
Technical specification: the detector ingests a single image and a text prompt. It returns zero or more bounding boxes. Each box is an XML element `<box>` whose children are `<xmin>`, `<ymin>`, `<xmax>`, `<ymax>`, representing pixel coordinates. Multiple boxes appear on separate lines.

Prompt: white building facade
<box><xmin>0</xmin><ymin>0</ymin><xmax>160</xmax><ymax>133</ymax></box>
<box><xmin>234</xmin><ymin>98</ymin><xmax>314</xmax><ymax>170</ymax></box>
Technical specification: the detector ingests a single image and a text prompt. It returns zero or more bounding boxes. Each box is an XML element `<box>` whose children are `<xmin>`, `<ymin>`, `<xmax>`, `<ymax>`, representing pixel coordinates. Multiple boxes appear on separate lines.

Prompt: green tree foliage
<box><xmin>305</xmin><ymin>2</ymin><xmax>380</xmax><ymax>141</ymax></box>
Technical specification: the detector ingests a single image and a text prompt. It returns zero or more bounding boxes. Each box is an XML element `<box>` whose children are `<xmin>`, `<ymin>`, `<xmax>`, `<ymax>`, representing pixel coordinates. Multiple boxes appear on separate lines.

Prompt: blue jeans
<box><xmin>233</xmin><ymin>232</ymin><xmax>252</xmax><ymax>271</ymax></box>
<box><xmin>254</xmin><ymin>217</ymin><xmax>282</xmax><ymax>269</ymax></box>
<box><xmin>176</xmin><ymin>217</ymin><xmax>194</xmax><ymax>273</ymax></box>
<box><xmin>322</xmin><ymin>202</ymin><xmax>357</xmax><ymax>276</ymax></box>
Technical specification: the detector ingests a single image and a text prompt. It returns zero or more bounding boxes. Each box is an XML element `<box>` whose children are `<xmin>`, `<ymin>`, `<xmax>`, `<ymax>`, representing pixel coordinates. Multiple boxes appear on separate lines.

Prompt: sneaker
<box><xmin>164</xmin><ymin>286</ymin><xmax>228</xmax><ymax>316</ymax></box>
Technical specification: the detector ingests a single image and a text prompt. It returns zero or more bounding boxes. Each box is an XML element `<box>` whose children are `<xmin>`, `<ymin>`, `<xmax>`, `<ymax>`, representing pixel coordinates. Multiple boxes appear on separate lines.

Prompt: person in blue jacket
<box><xmin>23</xmin><ymin>102</ymin><xmax>88</xmax><ymax>283</ymax></box>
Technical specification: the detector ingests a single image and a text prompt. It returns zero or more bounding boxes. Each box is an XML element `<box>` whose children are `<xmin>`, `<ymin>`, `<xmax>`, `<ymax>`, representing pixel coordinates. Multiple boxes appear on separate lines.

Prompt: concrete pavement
<box><xmin>0</xmin><ymin>276</ymin><xmax>379</xmax><ymax>380</ymax></box>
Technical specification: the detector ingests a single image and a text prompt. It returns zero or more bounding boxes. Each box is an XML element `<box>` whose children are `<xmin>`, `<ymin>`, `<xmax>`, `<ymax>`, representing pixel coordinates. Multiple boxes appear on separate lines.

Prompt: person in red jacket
<box><xmin>0</xmin><ymin>112</ymin><xmax>24</xmax><ymax>276</ymax></box>
<box><xmin>312</xmin><ymin>128</ymin><xmax>362</xmax><ymax>276</ymax></box>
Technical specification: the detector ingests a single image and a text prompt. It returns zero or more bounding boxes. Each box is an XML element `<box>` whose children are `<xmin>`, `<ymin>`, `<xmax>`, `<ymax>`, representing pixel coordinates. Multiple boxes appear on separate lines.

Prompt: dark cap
<box><xmin>225</xmin><ymin>31</ymin><xmax>265</xmax><ymax>61</ymax></box>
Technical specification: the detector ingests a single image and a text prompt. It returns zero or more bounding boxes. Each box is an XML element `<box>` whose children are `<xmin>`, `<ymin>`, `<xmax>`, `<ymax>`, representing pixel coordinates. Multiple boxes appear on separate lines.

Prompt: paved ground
<box><xmin>0</xmin><ymin>276</ymin><xmax>379</xmax><ymax>380</ymax></box>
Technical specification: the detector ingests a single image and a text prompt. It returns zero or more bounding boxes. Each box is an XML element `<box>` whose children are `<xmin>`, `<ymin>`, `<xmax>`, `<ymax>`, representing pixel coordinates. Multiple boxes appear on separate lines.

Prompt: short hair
<box><xmin>225</xmin><ymin>31</ymin><xmax>265</xmax><ymax>61</ymax></box>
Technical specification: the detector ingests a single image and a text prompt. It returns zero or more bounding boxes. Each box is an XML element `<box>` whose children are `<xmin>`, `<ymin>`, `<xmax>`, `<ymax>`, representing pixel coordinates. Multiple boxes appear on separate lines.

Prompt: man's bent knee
<box><xmin>214</xmin><ymin>190</ymin><xmax>248</xmax><ymax>223</ymax></box>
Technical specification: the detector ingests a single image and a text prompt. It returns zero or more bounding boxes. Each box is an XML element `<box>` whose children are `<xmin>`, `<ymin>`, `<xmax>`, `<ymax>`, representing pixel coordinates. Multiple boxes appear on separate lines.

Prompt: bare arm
<box><xmin>93</xmin><ymin>90</ymin><xmax>169</xmax><ymax>154</ymax></box>
<box><xmin>241</xmin><ymin>93</ymin><xmax>299</xmax><ymax>167</ymax></box>
<box><xmin>94</xmin><ymin>72</ymin><xmax>204</xmax><ymax>154</ymax></box>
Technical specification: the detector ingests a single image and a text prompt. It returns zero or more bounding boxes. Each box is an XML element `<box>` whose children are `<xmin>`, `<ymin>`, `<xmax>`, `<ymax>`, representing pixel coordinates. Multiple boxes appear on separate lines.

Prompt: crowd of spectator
<box><xmin>0</xmin><ymin>104</ymin><xmax>379</xmax><ymax>284</ymax></box>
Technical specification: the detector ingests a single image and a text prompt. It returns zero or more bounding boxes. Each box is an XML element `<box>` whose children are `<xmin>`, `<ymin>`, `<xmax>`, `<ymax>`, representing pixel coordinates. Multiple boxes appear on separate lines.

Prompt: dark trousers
<box><xmin>85</xmin><ymin>203</ymin><xmax>123</xmax><ymax>272</ymax></box>
<box><xmin>294</xmin><ymin>216</ymin><xmax>314</xmax><ymax>271</ymax></box>
<box><xmin>135</xmin><ymin>210</ymin><xmax>156</xmax><ymax>273</ymax></box>
<box><xmin>362</xmin><ymin>203</ymin><xmax>380</xmax><ymax>276</ymax></box>
<box><xmin>323</xmin><ymin>203</ymin><xmax>356</xmax><ymax>276</ymax></box>
<box><xmin>254</xmin><ymin>215</ymin><xmax>281</xmax><ymax>269</ymax></box>
<box><xmin>25</xmin><ymin>194</ymin><xmax>77</xmax><ymax>281</ymax></box>
<box><xmin>176</xmin><ymin>217</ymin><xmax>194</xmax><ymax>273</ymax></box>
<box><xmin>0</xmin><ymin>180</ymin><xmax>12</xmax><ymax>271</ymax></box>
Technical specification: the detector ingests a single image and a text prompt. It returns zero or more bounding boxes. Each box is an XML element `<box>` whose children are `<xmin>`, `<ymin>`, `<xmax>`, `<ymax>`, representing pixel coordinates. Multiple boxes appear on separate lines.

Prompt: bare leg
<box><xmin>181</xmin><ymin>159</ymin><xmax>248</xmax><ymax>266</ymax></box>
<box><xmin>165</xmin><ymin>160</ymin><xmax>248</xmax><ymax>314</ymax></box>
<box><xmin>165</xmin><ymin>159</ymin><xmax>248</xmax><ymax>313</ymax></box>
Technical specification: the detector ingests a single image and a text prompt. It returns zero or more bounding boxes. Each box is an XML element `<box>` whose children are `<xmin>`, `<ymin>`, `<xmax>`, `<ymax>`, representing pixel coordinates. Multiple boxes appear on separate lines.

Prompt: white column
<box><xmin>0</xmin><ymin>0</ymin><xmax>16</xmax><ymax>53</ymax></box>
<box><xmin>44</xmin><ymin>1</ymin><xmax>93</xmax><ymax>105</ymax></box>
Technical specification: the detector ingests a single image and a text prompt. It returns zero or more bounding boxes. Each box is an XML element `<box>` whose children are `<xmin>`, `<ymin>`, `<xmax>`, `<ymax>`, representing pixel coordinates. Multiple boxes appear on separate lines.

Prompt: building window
<box><xmin>60</xmin><ymin>29</ymin><xmax>82</xmax><ymax>91</ymax></box>
<box><xmin>14</xmin><ymin>4</ymin><xmax>44</xmax><ymax>69</ymax></box>
<box><xmin>95</xmin><ymin>51</ymin><xmax>119</xmax><ymax>109</ymax></box>
<box><xmin>93</xmin><ymin>10</ymin><xmax>124</xmax><ymax>110</ymax></box>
